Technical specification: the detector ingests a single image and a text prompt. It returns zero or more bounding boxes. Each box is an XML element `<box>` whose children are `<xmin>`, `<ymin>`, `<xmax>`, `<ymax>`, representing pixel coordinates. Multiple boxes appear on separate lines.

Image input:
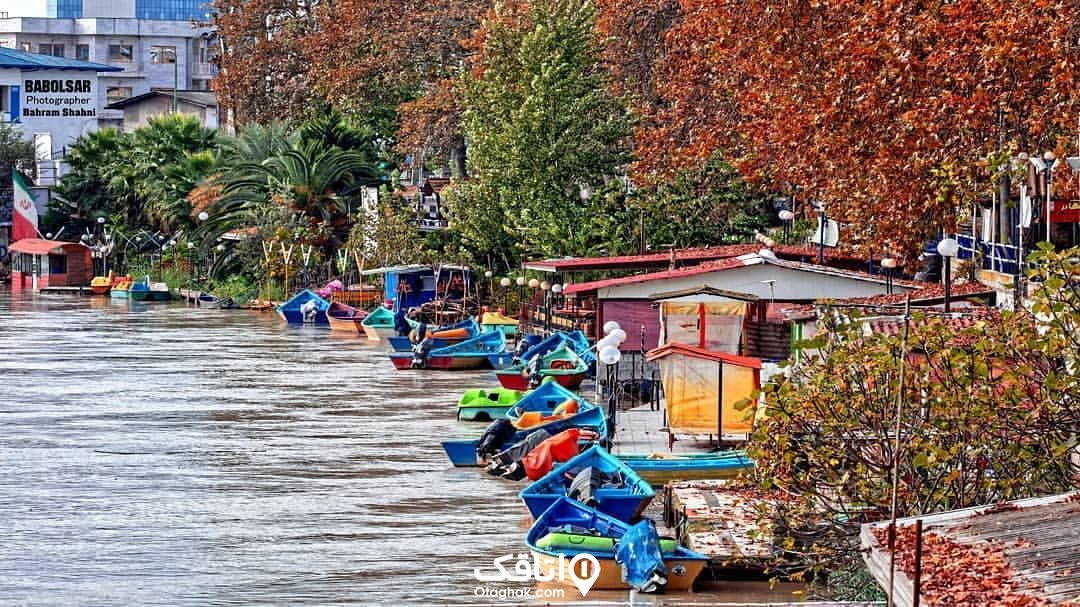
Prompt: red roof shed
<box><xmin>8</xmin><ymin>239</ymin><xmax>93</xmax><ymax>290</ymax></box>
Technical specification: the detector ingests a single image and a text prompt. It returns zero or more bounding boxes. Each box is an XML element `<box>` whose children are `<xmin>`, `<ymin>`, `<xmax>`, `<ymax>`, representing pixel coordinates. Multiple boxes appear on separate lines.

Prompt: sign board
<box><xmin>21</xmin><ymin>77</ymin><xmax>97</xmax><ymax>120</ymax></box>
<box><xmin>1051</xmin><ymin>199</ymin><xmax>1080</xmax><ymax>224</ymax></box>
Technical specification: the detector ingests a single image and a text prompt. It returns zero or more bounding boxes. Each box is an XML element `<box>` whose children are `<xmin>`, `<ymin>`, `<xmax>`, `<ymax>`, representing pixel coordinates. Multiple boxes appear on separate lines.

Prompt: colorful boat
<box><xmin>526</xmin><ymin>497</ymin><xmax>707</xmax><ymax>592</ymax></box>
<box><xmin>390</xmin><ymin>330</ymin><xmax>507</xmax><ymax>370</ymax></box>
<box><xmin>109</xmin><ymin>275</ymin><xmax>133</xmax><ymax>299</ymax></box>
<box><xmin>129</xmin><ymin>276</ymin><xmax>171</xmax><ymax>302</ymax></box>
<box><xmin>327</xmin><ymin>300</ymin><xmax>368</xmax><ymax>333</ymax></box>
<box><xmin>441</xmin><ymin>387</ymin><xmax>608</xmax><ymax>467</ymax></box>
<box><xmin>276</xmin><ymin>289</ymin><xmax>331</xmax><ymax>325</ymax></box>
<box><xmin>89</xmin><ymin>275</ymin><xmax>112</xmax><ymax>295</ymax></box>
<box><xmin>361</xmin><ymin>306</ymin><xmax>420</xmax><ymax>341</ymax></box>
<box><xmin>616</xmin><ymin>451</ymin><xmax>755</xmax><ymax>485</ymax></box>
<box><xmin>197</xmin><ymin>292</ymin><xmax>221</xmax><ymax>309</ymax></box>
<box><xmin>520</xmin><ymin>445</ymin><xmax>654</xmax><ymax>521</ymax></box>
<box><xmin>386</xmin><ymin>318</ymin><xmax>480</xmax><ymax>352</ymax></box>
<box><xmin>480</xmin><ymin>310</ymin><xmax>519</xmax><ymax>336</ymax></box>
<box><xmin>495</xmin><ymin>344</ymin><xmax>589</xmax><ymax>391</ymax></box>
<box><xmin>456</xmin><ymin>388</ymin><xmax>527</xmax><ymax>421</ymax></box>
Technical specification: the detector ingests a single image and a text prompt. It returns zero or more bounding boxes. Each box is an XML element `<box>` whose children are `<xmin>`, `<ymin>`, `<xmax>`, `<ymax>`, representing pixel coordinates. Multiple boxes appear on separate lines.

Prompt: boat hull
<box><xmin>495</xmin><ymin>370</ymin><xmax>586</xmax><ymax>391</ymax></box>
<box><xmin>426</xmin><ymin>355</ymin><xmax>489</xmax><ymax>370</ymax></box>
<box><xmin>327</xmin><ymin>314</ymin><xmax>364</xmax><ymax>334</ymax></box>
<box><xmin>363</xmin><ymin>324</ymin><xmax>397</xmax><ymax>341</ymax></box>
<box><xmin>278</xmin><ymin>309</ymin><xmax>329</xmax><ymax>324</ymax></box>
<box><xmin>487</xmin><ymin>352</ymin><xmax>517</xmax><ymax>370</ymax></box>
<box><xmin>618</xmin><ymin>452</ymin><xmax>755</xmax><ymax>485</ymax></box>
<box><xmin>110</xmin><ymin>289</ymin><xmax>129</xmax><ymax>299</ymax></box>
<box><xmin>521</xmin><ymin>445</ymin><xmax>654</xmax><ymax>521</ymax></box>
<box><xmin>456</xmin><ymin>405</ymin><xmax>512</xmax><ymax>422</ymax></box>
<box><xmin>90</xmin><ymin>285</ymin><xmax>110</xmax><ymax>295</ymax></box>
<box><xmin>529</xmin><ymin>550</ymin><xmax>705</xmax><ymax>592</ymax></box>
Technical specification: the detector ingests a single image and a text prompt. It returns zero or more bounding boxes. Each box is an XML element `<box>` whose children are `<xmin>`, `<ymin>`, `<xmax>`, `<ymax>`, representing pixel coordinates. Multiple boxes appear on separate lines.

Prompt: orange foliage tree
<box><xmin>637</xmin><ymin>0</ymin><xmax>1080</xmax><ymax>259</ymax></box>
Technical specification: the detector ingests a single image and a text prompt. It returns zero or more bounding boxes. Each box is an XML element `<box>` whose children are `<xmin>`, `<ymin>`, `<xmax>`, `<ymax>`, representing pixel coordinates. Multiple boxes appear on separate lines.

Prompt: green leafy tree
<box><xmin>0</xmin><ymin>122</ymin><xmax>37</xmax><ymax>181</ymax></box>
<box><xmin>460</xmin><ymin>0</ymin><xmax>631</xmax><ymax>264</ymax></box>
<box><xmin>749</xmin><ymin>266</ymin><xmax>1080</xmax><ymax>598</ymax></box>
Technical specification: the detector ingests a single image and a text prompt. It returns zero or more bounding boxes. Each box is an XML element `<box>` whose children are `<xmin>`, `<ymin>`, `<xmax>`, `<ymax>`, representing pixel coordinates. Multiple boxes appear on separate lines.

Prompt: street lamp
<box><xmin>779</xmin><ymin>209</ymin><xmax>795</xmax><ymax>243</ymax></box>
<box><xmin>500</xmin><ymin>277</ymin><xmax>512</xmax><ymax>312</ymax></box>
<box><xmin>936</xmin><ymin>237</ymin><xmax>959</xmax><ymax>313</ymax></box>
<box><xmin>515</xmin><ymin>275</ymin><xmax>526</xmax><ymax>319</ymax></box>
<box><xmin>1029</xmin><ymin>151</ymin><xmax>1060</xmax><ymax>244</ymax></box>
<box><xmin>881</xmin><ymin>257</ymin><xmax>898</xmax><ymax>295</ymax></box>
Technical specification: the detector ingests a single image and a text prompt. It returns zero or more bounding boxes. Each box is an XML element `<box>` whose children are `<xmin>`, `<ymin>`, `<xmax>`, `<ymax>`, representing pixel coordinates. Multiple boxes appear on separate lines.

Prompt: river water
<box><xmin>0</xmin><ymin>288</ymin><xmax>801</xmax><ymax>606</ymax></box>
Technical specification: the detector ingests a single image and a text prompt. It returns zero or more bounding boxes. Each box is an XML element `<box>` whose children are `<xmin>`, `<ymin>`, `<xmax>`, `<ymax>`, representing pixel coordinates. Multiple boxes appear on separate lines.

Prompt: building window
<box><xmin>136</xmin><ymin>0</ymin><xmax>206</xmax><ymax>22</ymax></box>
<box><xmin>47</xmin><ymin>0</ymin><xmax>82</xmax><ymax>18</ymax></box>
<box><xmin>49</xmin><ymin>255</ymin><xmax>67</xmax><ymax>275</ymax></box>
<box><xmin>108</xmin><ymin>44</ymin><xmax>134</xmax><ymax>63</ymax></box>
<box><xmin>18</xmin><ymin>42</ymin><xmax>31</xmax><ymax>52</ymax></box>
<box><xmin>76</xmin><ymin>44</ymin><xmax>90</xmax><ymax>61</ymax></box>
<box><xmin>150</xmin><ymin>45</ymin><xmax>176</xmax><ymax>64</ymax></box>
<box><xmin>39</xmin><ymin>44</ymin><xmax>65</xmax><ymax>57</ymax></box>
<box><xmin>106</xmin><ymin>86</ymin><xmax>133</xmax><ymax>104</ymax></box>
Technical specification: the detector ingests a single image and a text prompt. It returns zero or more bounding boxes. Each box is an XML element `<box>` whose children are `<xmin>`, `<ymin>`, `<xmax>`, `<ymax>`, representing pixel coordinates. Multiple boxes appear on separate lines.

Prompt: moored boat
<box><xmin>526</xmin><ymin>497</ymin><xmax>707</xmax><ymax>592</ymax></box>
<box><xmin>616</xmin><ymin>451</ymin><xmax>755</xmax><ymax>485</ymax></box>
<box><xmin>387</xmin><ymin>318</ymin><xmax>480</xmax><ymax>351</ymax></box>
<box><xmin>394</xmin><ymin>330</ymin><xmax>507</xmax><ymax>370</ymax></box>
<box><xmin>197</xmin><ymin>292</ymin><xmax>221</xmax><ymax>309</ymax></box>
<box><xmin>480</xmin><ymin>310</ymin><xmax>519</xmax><ymax>336</ymax></box>
<box><xmin>457</xmin><ymin>388</ymin><xmax>527</xmax><ymax>421</ymax></box>
<box><xmin>90</xmin><ymin>275</ymin><xmax>112</xmax><ymax>295</ymax></box>
<box><xmin>520</xmin><ymin>444</ymin><xmax>654</xmax><ymax>521</ymax></box>
<box><xmin>441</xmin><ymin>387</ymin><xmax>608</xmax><ymax>467</ymax></box>
<box><xmin>361</xmin><ymin>306</ymin><xmax>419</xmax><ymax>341</ymax></box>
<box><xmin>327</xmin><ymin>300</ymin><xmax>368</xmax><ymax>333</ymax></box>
<box><xmin>109</xmin><ymin>275</ymin><xmax>133</xmax><ymax>299</ymax></box>
<box><xmin>495</xmin><ymin>344</ymin><xmax>589</xmax><ymax>391</ymax></box>
<box><xmin>276</xmin><ymin>289</ymin><xmax>331</xmax><ymax>325</ymax></box>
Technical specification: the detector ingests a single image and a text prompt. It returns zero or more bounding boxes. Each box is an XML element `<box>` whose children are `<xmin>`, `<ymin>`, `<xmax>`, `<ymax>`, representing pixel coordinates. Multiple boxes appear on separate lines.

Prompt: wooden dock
<box><xmin>39</xmin><ymin>286</ymin><xmax>93</xmax><ymax>295</ymax></box>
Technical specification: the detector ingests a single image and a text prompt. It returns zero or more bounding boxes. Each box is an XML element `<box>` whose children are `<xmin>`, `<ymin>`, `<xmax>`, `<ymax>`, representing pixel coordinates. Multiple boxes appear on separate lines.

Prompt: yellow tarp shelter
<box><xmin>658</xmin><ymin>301</ymin><xmax>746</xmax><ymax>353</ymax></box>
<box><xmin>646</xmin><ymin>343</ymin><xmax>762</xmax><ymax>437</ymax></box>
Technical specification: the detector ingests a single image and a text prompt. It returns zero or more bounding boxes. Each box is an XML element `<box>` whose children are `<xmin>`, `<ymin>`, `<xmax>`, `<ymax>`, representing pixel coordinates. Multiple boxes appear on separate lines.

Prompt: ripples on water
<box><xmin>0</xmin><ymin>289</ymin><xmax>798</xmax><ymax>606</ymax></box>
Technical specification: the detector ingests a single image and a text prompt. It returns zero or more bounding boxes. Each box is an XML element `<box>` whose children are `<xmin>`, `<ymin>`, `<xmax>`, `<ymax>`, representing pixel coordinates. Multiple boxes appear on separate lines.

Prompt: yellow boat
<box><xmin>481</xmin><ymin>310</ymin><xmax>519</xmax><ymax>336</ymax></box>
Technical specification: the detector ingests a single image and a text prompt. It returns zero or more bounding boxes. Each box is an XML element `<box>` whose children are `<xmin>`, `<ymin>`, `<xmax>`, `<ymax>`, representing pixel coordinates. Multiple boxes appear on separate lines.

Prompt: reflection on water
<box><xmin>0</xmin><ymin>288</ymin><xmax>802</xmax><ymax>605</ymax></box>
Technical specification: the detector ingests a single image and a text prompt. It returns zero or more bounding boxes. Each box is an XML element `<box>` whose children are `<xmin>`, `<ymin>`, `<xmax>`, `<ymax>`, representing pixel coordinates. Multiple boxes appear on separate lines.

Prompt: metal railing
<box><xmin>956</xmin><ymin>234</ymin><xmax>1021</xmax><ymax>275</ymax></box>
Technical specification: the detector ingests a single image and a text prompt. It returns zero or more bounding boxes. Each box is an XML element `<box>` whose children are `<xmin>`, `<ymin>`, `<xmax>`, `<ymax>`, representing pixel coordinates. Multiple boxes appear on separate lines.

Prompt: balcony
<box><xmin>191</xmin><ymin>62</ymin><xmax>218</xmax><ymax>78</ymax></box>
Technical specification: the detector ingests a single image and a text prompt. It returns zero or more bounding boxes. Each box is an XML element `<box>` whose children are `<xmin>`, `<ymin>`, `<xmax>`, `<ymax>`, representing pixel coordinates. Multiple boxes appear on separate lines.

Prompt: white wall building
<box><xmin>0</xmin><ymin>0</ymin><xmax>216</xmax><ymax>136</ymax></box>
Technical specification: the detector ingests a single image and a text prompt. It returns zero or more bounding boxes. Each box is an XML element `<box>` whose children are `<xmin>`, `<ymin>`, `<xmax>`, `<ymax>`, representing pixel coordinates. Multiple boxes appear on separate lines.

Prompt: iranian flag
<box><xmin>12</xmin><ymin>171</ymin><xmax>38</xmax><ymax>242</ymax></box>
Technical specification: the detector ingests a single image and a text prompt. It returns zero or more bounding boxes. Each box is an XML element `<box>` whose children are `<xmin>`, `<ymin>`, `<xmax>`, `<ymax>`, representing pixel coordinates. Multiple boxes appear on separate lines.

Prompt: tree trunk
<box><xmin>451</xmin><ymin>138</ymin><xmax>467</xmax><ymax>180</ymax></box>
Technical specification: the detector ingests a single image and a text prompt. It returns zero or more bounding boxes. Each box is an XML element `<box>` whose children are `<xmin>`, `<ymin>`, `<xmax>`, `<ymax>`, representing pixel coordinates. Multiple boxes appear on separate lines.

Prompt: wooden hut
<box><xmin>8</xmin><ymin>239</ymin><xmax>92</xmax><ymax>291</ymax></box>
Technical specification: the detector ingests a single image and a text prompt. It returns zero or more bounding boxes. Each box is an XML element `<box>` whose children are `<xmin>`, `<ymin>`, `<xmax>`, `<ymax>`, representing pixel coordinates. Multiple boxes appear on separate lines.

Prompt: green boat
<box><xmin>456</xmin><ymin>388</ymin><xmax>526</xmax><ymax>421</ymax></box>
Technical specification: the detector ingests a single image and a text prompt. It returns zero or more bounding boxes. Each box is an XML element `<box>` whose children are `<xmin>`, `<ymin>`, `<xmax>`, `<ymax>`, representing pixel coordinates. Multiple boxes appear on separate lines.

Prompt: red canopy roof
<box><xmin>9</xmin><ymin>239</ymin><xmax>88</xmax><ymax>255</ymax></box>
<box><xmin>646</xmin><ymin>342</ymin><xmax>763</xmax><ymax>368</ymax></box>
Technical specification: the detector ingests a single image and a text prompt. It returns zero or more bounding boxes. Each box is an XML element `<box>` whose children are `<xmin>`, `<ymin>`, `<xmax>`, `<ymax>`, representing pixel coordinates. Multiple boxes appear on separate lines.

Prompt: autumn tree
<box><xmin>750</xmin><ymin>248</ymin><xmax>1080</xmax><ymax>597</ymax></box>
<box><xmin>639</xmin><ymin>0</ymin><xmax>1080</xmax><ymax>259</ymax></box>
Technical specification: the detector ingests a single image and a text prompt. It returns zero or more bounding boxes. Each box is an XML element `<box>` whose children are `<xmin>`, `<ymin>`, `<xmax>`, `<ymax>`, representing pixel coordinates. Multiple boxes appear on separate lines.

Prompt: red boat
<box><xmin>493</xmin><ymin>344</ymin><xmax>589</xmax><ymax>390</ymax></box>
<box><xmin>326</xmin><ymin>301</ymin><xmax>368</xmax><ymax>334</ymax></box>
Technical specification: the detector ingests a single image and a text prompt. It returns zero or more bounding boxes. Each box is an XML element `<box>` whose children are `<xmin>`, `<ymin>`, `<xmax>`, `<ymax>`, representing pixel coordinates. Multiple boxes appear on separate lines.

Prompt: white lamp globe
<box><xmin>484</xmin><ymin>270</ymin><xmax>493</xmax><ymax>278</ymax></box>
<box><xmin>598</xmin><ymin>345</ymin><xmax>621</xmax><ymax>365</ymax></box>
<box><xmin>216</xmin><ymin>244</ymin><xmax>225</xmax><ymax>252</ymax></box>
<box><xmin>778</xmin><ymin>210</ymin><xmax>795</xmax><ymax>221</ymax></box>
<box><xmin>602</xmin><ymin>321</ymin><xmax>621</xmax><ymax>335</ymax></box>
<box><xmin>187</xmin><ymin>242</ymin><xmax>195</xmax><ymax>250</ymax></box>
<box><xmin>516</xmin><ymin>276</ymin><xmax>526</xmax><ymax>286</ymax></box>
<box><xmin>551</xmin><ymin>283</ymin><xmax>563</xmax><ymax>294</ymax></box>
<box><xmin>500</xmin><ymin>277</ymin><xmax>512</xmax><ymax>287</ymax></box>
<box><xmin>540</xmin><ymin>280</ymin><xmax>551</xmax><ymax>291</ymax></box>
<box><xmin>936</xmin><ymin>237</ymin><xmax>959</xmax><ymax>258</ymax></box>
<box><xmin>97</xmin><ymin>217</ymin><xmax>106</xmax><ymax>224</ymax></box>
<box><xmin>197</xmin><ymin>211</ymin><xmax>209</xmax><ymax>222</ymax></box>
<box><xmin>763</xmin><ymin>237</ymin><xmax>776</xmax><ymax>248</ymax></box>
<box><xmin>610</xmin><ymin>328</ymin><xmax>627</xmax><ymax>343</ymax></box>
<box><xmin>528</xmin><ymin>278</ymin><xmax>540</xmax><ymax>289</ymax></box>
<box><xmin>881</xmin><ymin>257</ymin><xmax>898</xmax><ymax>269</ymax></box>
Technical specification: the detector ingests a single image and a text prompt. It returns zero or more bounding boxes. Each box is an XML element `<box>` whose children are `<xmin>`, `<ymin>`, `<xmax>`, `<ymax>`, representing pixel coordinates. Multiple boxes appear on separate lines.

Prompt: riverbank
<box><xmin>0</xmin><ymin>288</ymin><xmax>814</xmax><ymax>605</ymax></box>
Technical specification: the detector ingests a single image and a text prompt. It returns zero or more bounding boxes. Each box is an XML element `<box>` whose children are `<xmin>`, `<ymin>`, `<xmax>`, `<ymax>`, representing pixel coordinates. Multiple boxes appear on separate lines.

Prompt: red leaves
<box><xmin>872</xmin><ymin>526</ymin><xmax>1055</xmax><ymax>607</ymax></box>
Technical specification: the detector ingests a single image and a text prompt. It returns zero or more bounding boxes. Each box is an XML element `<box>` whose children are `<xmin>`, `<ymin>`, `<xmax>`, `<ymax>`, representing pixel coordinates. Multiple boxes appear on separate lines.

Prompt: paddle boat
<box><xmin>276</xmin><ymin>289</ymin><xmax>331</xmax><ymax>324</ymax></box>
<box><xmin>441</xmin><ymin>387</ymin><xmax>608</xmax><ymax>467</ymax></box>
<box><xmin>526</xmin><ymin>497</ymin><xmax>707</xmax><ymax>592</ymax></box>
<box><xmin>197</xmin><ymin>292</ymin><xmax>221</xmax><ymax>308</ymax></box>
<box><xmin>326</xmin><ymin>300</ymin><xmax>368</xmax><ymax>333</ymax></box>
<box><xmin>386</xmin><ymin>318</ymin><xmax>480</xmax><ymax>352</ymax></box>
<box><xmin>361</xmin><ymin>306</ymin><xmax>420</xmax><ymax>341</ymax></box>
<box><xmin>90</xmin><ymin>274</ymin><xmax>113</xmax><ymax>295</ymax></box>
<box><xmin>520</xmin><ymin>445</ymin><xmax>654</xmax><ymax>521</ymax></box>
<box><xmin>616</xmin><ymin>451</ymin><xmax>755</xmax><ymax>485</ymax></box>
<box><xmin>389</xmin><ymin>330</ymin><xmax>507</xmax><ymax>370</ymax></box>
<box><xmin>109</xmin><ymin>275</ymin><xmax>133</xmax><ymax>299</ymax></box>
<box><xmin>495</xmin><ymin>344</ymin><xmax>590</xmax><ymax>391</ymax></box>
<box><xmin>480</xmin><ymin>310</ymin><xmax>519</xmax><ymax>336</ymax></box>
<box><xmin>457</xmin><ymin>388</ymin><xmax>527</xmax><ymax>421</ymax></box>
<box><xmin>129</xmin><ymin>276</ymin><xmax>171</xmax><ymax>302</ymax></box>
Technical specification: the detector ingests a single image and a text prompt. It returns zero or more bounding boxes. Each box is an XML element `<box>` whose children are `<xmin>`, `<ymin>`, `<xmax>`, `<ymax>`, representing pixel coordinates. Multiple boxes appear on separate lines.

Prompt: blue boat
<box><xmin>520</xmin><ymin>444</ymin><xmax>654</xmax><ymax>521</ymax></box>
<box><xmin>616</xmin><ymin>451</ymin><xmax>755</xmax><ymax>485</ymax></box>
<box><xmin>525</xmin><ymin>497</ymin><xmax>708</xmax><ymax>592</ymax></box>
<box><xmin>504</xmin><ymin>380</ymin><xmax>585</xmax><ymax>426</ymax></box>
<box><xmin>440</xmin><ymin>392</ymin><xmax>608</xmax><ymax>467</ymax></box>
<box><xmin>276</xmin><ymin>289</ymin><xmax>331</xmax><ymax>325</ymax></box>
<box><xmin>386</xmin><ymin>318</ymin><xmax>481</xmax><ymax>352</ymax></box>
<box><xmin>390</xmin><ymin>330</ymin><xmax>506</xmax><ymax>370</ymax></box>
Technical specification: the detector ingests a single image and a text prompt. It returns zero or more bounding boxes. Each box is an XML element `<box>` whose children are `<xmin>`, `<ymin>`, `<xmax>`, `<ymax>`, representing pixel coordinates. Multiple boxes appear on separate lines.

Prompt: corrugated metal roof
<box><xmin>0</xmin><ymin>47</ymin><xmax>122</xmax><ymax>71</ymax></box>
<box><xmin>106</xmin><ymin>90</ymin><xmax>218</xmax><ymax>109</ymax></box>
<box><xmin>526</xmin><ymin>244</ymin><xmax>872</xmax><ymax>273</ymax></box>
<box><xmin>9</xmin><ymin>238</ymin><xmax>90</xmax><ymax>255</ymax></box>
<box><xmin>564</xmin><ymin>253</ymin><xmax>924</xmax><ymax>296</ymax></box>
<box><xmin>862</xmin><ymin>491</ymin><xmax>1080</xmax><ymax>607</ymax></box>
<box><xmin>645</xmin><ymin>342</ymin><xmax>763</xmax><ymax>368</ymax></box>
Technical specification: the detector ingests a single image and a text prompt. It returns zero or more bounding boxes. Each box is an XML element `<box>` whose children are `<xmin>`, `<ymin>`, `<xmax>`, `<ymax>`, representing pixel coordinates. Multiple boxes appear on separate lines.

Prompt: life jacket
<box><xmin>521</xmin><ymin>428</ymin><xmax>586</xmax><ymax>480</ymax></box>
